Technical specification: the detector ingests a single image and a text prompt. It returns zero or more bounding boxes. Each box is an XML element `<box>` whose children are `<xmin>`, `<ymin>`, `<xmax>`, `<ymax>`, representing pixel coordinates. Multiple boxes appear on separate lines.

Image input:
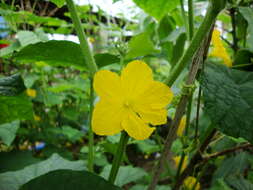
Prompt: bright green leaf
<box><xmin>49</xmin><ymin>0</ymin><xmax>65</xmax><ymax>8</ymax></box>
<box><xmin>0</xmin><ymin>153</ymin><xmax>85</xmax><ymax>190</ymax></box>
<box><xmin>201</xmin><ymin>63</ymin><xmax>253</xmax><ymax>143</ymax></box>
<box><xmin>133</xmin><ymin>0</ymin><xmax>180</xmax><ymax>21</ymax></box>
<box><xmin>20</xmin><ymin>169</ymin><xmax>121</xmax><ymax>190</ymax></box>
<box><xmin>126</xmin><ymin>33</ymin><xmax>159</xmax><ymax>59</ymax></box>
<box><xmin>14</xmin><ymin>40</ymin><xmax>86</xmax><ymax>70</ymax></box>
<box><xmin>0</xmin><ymin>120</ymin><xmax>20</xmax><ymax>146</ymax></box>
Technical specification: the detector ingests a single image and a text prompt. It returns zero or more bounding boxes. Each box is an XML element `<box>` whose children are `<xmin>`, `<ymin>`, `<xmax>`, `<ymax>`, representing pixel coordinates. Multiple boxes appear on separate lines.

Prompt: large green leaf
<box><xmin>0</xmin><ymin>74</ymin><xmax>26</xmax><ymax>96</ymax></box>
<box><xmin>239</xmin><ymin>7</ymin><xmax>253</xmax><ymax>52</ymax></box>
<box><xmin>126</xmin><ymin>33</ymin><xmax>159</xmax><ymax>59</ymax></box>
<box><xmin>201</xmin><ymin>63</ymin><xmax>253</xmax><ymax>143</ymax></box>
<box><xmin>20</xmin><ymin>169</ymin><xmax>121</xmax><ymax>190</ymax></box>
<box><xmin>0</xmin><ymin>154</ymin><xmax>85</xmax><ymax>190</ymax></box>
<box><xmin>14</xmin><ymin>40</ymin><xmax>86</xmax><ymax>70</ymax></box>
<box><xmin>94</xmin><ymin>53</ymin><xmax>120</xmax><ymax>68</ymax></box>
<box><xmin>0</xmin><ymin>94</ymin><xmax>33</xmax><ymax>124</ymax></box>
<box><xmin>101</xmin><ymin>165</ymin><xmax>147</xmax><ymax>187</ymax></box>
<box><xmin>0</xmin><ymin>120</ymin><xmax>20</xmax><ymax>146</ymax></box>
<box><xmin>133</xmin><ymin>0</ymin><xmax>180</xmax><ymax>21</ymax></box>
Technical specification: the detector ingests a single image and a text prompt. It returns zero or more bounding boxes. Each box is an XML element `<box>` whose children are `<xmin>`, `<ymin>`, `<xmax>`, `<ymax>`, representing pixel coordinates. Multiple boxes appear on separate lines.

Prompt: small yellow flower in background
<box><xmin>184</xmin><ymin>176</ymin><xmax>201</xmax><ymax>190</ymax></box>
<box><xmin>209</xmin><ymin>29</ymin><xmax>232</xmax><ymax>67</ymax></box>
<box><xmin>88</xmin><ymin>37</ymin><xmax>95</xmax><ymax>43</ymax></box>
<box><xmin>34</xmin><ymin>115</ymin><xmax>41</xmax><ymax>121</ymax></box>
<box><xmin>173</xmin><ymin>156</ymin><xmax>188</xmax><ymax>172</ymax></box>
<box><xmin>92</xmin><ymin>60</ymin><xmax>173</xmax><ymax>140</ymax></box>
<box><xmin>177</xmin><ymin>115</ymin><xmax>186</xmax><ymax>137</ymax></box>
<box><xmin>26</xmin><ymin>88</ymin><xmax>36</xmax><ymax>98</ymax></box>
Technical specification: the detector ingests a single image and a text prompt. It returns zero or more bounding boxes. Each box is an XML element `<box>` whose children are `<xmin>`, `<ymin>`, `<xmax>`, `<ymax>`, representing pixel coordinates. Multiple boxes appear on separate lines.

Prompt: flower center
<box><xmin>123</xmin><ymin>100</ymin><xmax>132</xmax><ymax>109</ymax></box>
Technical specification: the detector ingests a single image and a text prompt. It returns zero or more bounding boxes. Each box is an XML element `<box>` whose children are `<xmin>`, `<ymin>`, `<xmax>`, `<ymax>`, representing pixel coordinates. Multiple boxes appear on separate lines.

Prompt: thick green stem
<box><xmin>66</xmin><ymin>0</ymin><xmax>98</xmax><ymax>172</ymax></box>
<box><xmin>66</xmin><ymin>0</ymin><xmax>98</xmax><ymax>76</ymax></box>
<box><xmin>109</xmin><ymin>132</ymin><xmax>129</xmax><ymax>184</ymax></box>
<box><xmin>88</xmin><ymin>78</ymin><xmax>94</xmax><ymax>172</ymax></box>
<box><xmin>165</xmin><ymin>4</ymin><xmax>218</xmax><ymax>86</ymax></box>
<box><xmin>188</xmin><ymin>0</ymin><xmax>194</xmax><ymax>40</ymax></box>
<box><xmin>180</xmin><ymin>0</ymin><xmax>188</xmax><ymax>33</ymax></box>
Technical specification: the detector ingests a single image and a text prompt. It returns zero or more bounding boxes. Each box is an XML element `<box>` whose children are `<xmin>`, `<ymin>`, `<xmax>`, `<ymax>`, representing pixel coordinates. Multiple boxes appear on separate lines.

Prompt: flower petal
<box><xmin>92</xmin><ymin>100</ymin><xmax>125</xmax><ymax>136</ymax></box>
<box><xmin>121</xmin><ymin>60</ymin><xmax>153</xmax><ymax>99</ymax></box>
<box><xmin>133</xmin><ymin>81</ymin><xmax>173</xmax><ymax>125</ymax></box>
<box><xmin>122</xmin><ymin>111</ymin><xmax>155</xmax><ymax>140</ymax></box>
<box><xmin>93</xmin><ymin>70</ymin><xmax>123</xmax><ymax>103</ymax></box>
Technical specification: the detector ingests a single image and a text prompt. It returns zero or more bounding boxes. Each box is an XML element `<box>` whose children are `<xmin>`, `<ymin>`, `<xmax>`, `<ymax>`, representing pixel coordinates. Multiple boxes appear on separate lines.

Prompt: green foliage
<box><xmin>202</xmin><ymin>63</ymin><xmax>253</xmax><ymax>143</ymax></box>
<box><xmin>20</xmin><ymin>169</ymin><xmax>122</xmax><ymax>190</ymax></box>
<box><xmin>133</xmin><ymin>0</ymin><xmax>180</xmax><ymax>21</ymax></box>
<box><xmin>0</xmin><ymin>94</ymin><xmax>33</xmax><ymax>124</ymax></box>
<box><xmin>0</xmin><ymin>154</ymin><xmax>85</xmax><ymax>190</ymax></box>
<box><xmin>126</xmin><ymin>33</ymin><xmax>159</xmax><ymax>59</ymax></box>
<box><xmin>101</xmin><ymin>165</ymin><xmax>147</xmax><ymax>187</ymax></box>
<box><xmin>171</xmin><ymin>32</ymin><xmax>187</xmax><ymax>66</ymax></box>
<box><xmin>0</xmin><ymin>120</ymin><xmax>20</xmax><ymax>146</ymax></box>
<box><xmin>0</xmin><ymin>74</ymin><xmax>26</xmax><ymax>96</ymax></box>
<box><xmin>49</xmin><ymin>0</ymin><xmax>65</xmax><ymax>8</ymax></box>
<box><xmin>239</xmin><ymin>7</ymin><xmax>253</xmax><ymax>51</ymax></box>
<box><xmin>14</xmin><ymin>40</ymin><xmax>86</xmax><ymax>70</ymax></box>
<box><xmin>94</xmin><ymin>53</ymin><xmax>120</xmax><ymax>68</ymax></box>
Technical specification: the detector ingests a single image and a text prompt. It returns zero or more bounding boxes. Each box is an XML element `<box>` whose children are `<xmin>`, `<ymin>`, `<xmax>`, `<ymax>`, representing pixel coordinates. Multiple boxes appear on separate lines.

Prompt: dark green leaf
<box><xmin>226</xmin><ymin>175</ymin><xmax>253</xmax><ymax>190</ymax></box>
<box><xmin>201</xmin><ymin>63</ymin><xmax>253</xmax><ymax>143</ymax></box>
<box><xmin>0</xmin><ymin>154</ymin><xmax>85</xmax><ymax>190</ymax></box>
<box><xmin>14</xmin><ymin>40</ymin><xmax>86</xmax><ymax>70</ymax></box>
<box><xmin>239</xmin><ymin>7</ymin><xmax>253</xmax><ymax>52</ymax></box>
<box><xmin>126</xmin><ymin>33</ymin><xmax>159</xmax><ymax>59</ymax></box>
<box><xmin>0</xmin><ymin>120</ymin><xmax>20</xmax><ymax>146</ymax></box>
<box><xmin>0</xmin><ymin>94</ymin><xmax>33</xmax><ymax>124</ymax></box>
<box><xmin>20</xmin><ymin>169</ymin><xmax>121</xmax><ymax>190</ymax></box>
<box><xmin>133</xmin><ymin>0</ymin><xmax>180</xmax><ymax>21</ymax></box>
<box><xmin>0</xmin><ymin>74</ymin><xmax>26</xmax><ymax>96</ymax></box>
<box><xmin>158</xmin><ymin>16</ymin><xmax>175</xmax><ymax>40</ymax></box>
<box><xmin>94</xmin><ymin>53</ymin><xmax>120</xmax><ymax>67</ymax></box>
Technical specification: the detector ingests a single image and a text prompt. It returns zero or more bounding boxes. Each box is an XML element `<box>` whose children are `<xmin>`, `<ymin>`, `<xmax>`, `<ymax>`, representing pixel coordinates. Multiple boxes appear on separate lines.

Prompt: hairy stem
<box><xmin>188</xmin><ymin>0</ymin><xmax>194</xmax><ymax>40</ymax></box>
<box><xmin>109</xmin><ymin>132</ymin><xmax>129</xmax><ymax>184</ymax></box>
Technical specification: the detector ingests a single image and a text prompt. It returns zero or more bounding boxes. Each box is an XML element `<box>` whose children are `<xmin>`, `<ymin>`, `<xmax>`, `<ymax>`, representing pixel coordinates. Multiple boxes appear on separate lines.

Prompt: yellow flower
<box><xmin>184</xmin><ymin>176</ymin><xmax>201</xmax><ymax>190</ymax></box>
<box><xmin>26</xmin><ymin>89</ymin><xmax>36</xmax><ymax>97</ymax></box>
<box><xmin>209</xmin><ymin>29</ymin><xmax>232</xmax><ymax>67</ymax></box>
<box><xmin>92</xmin><ymin>60</ymin><xmax>173</xmax><ymax>140</ymax></box>
<box><xmin>177</xmin><ymin>116</ymin><xmax>186</xmax><ymax>137</ymax></box>
<box><xmin>34</xmin><ymin>115</ymin><xmax>41</xmax><ymax>121</ymax></box>
<box><xmin>173</xmin><ymin>156</ymin><xmax>188</xmax><ymax>172</ymax></box>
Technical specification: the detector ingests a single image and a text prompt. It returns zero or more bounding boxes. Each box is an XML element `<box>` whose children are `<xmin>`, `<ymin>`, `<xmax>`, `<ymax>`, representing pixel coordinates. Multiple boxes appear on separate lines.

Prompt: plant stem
<box><xmin>188</xmin><ymin>0</ymin><xmax>194</xmax><ymax>40</ymax></box>
<box><xmin>165</xmin><ymin>3</ymin><xmax>218</xmax><ymax>86</ymax></box>
<box><xmin>230</xmin><ymin>8</ymin><xmax>238</xmax><ymax>52</ymax></box>
<box><xmin>108</xmin><ymin>132</ymin><xmax>129</xmax><ymax>184</ymax></box>
<box><xmin>88</xmin><ymin>78</ymin><xmax>94</xmax><ymax>172</ymax></box>
<box><xmin>180</xmin><ymin>0</ymin><xmax>188</xmax><ymax>34</ymax></box>
<box><xmin>66</xmin><ymin>0</ymin><xmax>98</xmax><ymax>172</ymax></box>
<box><xmin>66</xmin><ymin>0</ymin><xmax>98</xmax><ymax>76</ymax></box>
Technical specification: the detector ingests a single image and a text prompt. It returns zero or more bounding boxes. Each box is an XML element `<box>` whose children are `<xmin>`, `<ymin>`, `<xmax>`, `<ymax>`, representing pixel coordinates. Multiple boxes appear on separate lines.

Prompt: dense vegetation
<box><xmin>0</xmin><ymin>0</ymin><xmax>253</xmax><ymax>189</ymax></box>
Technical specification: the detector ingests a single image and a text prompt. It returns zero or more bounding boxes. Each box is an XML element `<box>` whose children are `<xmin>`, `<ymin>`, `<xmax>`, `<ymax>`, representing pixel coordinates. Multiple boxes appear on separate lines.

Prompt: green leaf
<box><xmin>94</xmin><ymin>53</ymin><xmax>120</xmax><ymax>68</ymax></box>
<box><xmin>0</xmin><ymin>120</ymin><xmax>20</xmax><ymax>146</ymax></box>
<box><xmin>201</xmin><ymin>63</ymin><xmax>253</xmax><ymax>143</ymax></box>
<box><xmin>61</xmin><ymin>126</ymin><xmax>84</xmax><ymax>143</ymax></box>
<box><xmin>158</xmin><ymin>16</ymin><xmax>175</xmax><ymax>40</ymax></box>
<box><xmin>226</xmin><ymin>175</ymin><xmax>253</xmax><ymax>190</ymax></box>
<box><xmin>133</xmin><ymin>0</ymin><xmax>180</xmax><ymax>21</ymax></box>
<box><xmin>0</xmin><ymin>94</ymin><xmax>33</xmax><ymax>124</ymax></box>
<box><xmin>17</xmin><ymin>31</ymin><xmax>41</xmax><ymax>47</ymax></box>
<box><xmin>14</xmin><ymin>40</ymin><xmax>86</xmax><ymax>70</ymax></box>
<box><xmin>0</xmin><ymin>41</ymin><xmax>21</xmax><ymax>57</ymax></box>
<box><xmin>0</xmin><ymin>153</ymin><xmax>85</xmax><ymax>190</ymax></box>
<box><xmin>49</xmin><ymin>0</ymin><xmax>65</xmax><ymax>8</ymax></box>
<box><xmin>126</xmin><ymin>33</ymin><xmax>159</xmax><ymax>59</ymax></box>
<box><xmin>101</xmin><ymin>165</ymin><xmax>147</xmax><ymax>187</ymax></box>
<box><xmin>0</xmin><ymin>74</ymin><xmax>26</xmax><ymax>96</ymax></box>
<box><xmin>171</xmin><ymin>32</ymin><xmax>187</xmax><ymax>65</ymax></box>
<box><xmin>20</xmin><ymin>169</ymin><xmax>121</xmax><ymax>190</ymax></box>
<box><xmin>239</xmin><ymin>7</ymin><xmax>253</xmax><ymax>52</ymax></box>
